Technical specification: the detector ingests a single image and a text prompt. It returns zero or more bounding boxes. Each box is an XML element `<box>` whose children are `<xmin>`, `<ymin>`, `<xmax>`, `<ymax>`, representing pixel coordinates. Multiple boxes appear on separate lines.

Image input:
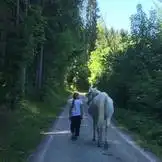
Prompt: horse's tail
<box><xmin>97</xmin><ymin>94</ymin><xmax>106</xmax><ymax>128</ymax></box>
<box><xmin>104</xmin><ymin>95</ymin><xmax>114</xmax><ymax>127</ymax></box>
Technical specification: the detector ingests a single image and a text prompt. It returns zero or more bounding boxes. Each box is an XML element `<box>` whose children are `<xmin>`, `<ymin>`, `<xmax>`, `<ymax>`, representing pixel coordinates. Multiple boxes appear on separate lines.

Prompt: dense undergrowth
<box><xmin>0</xmin><ymin>88</ymin><xmax>69</xmax><ymax>162</ymax></box>
<box><xmin>115</xmin><ymin>108</ymin><xmax>162</xmax><ymax>158</ymax></box>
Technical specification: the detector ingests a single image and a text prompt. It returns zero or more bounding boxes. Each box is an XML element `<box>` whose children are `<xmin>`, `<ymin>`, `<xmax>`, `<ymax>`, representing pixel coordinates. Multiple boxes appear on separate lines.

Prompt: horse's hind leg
<box><xmin>97</xmin><ymin>127</ymin><xmax>102</xmax><ymax>147</ymax></box>
<box><xmin>104</xmin><ymin>125</ymin><xmax>108</xmax><ymax>149</ymax></box>
<box><xmin>92</xmin><ymin>119</ymin><xmax>96</xmax><ymax>141</ymax></box>
<box><xmin>104</xmin><ymin>119</ymin><xmax>110</xmax><ymax>150</ymax></box>
<box><xmin>97</xmin><ymin>127</ymin><xmax>100</xmax><ymax>147</ymax></box>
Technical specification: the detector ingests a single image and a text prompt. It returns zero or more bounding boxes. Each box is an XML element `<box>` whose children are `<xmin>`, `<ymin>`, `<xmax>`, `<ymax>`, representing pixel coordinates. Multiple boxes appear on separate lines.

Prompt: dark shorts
<box><xmin>70</xmin><ymin>115</ymin><xmax>82</xmax><ymax>136</ymax></box>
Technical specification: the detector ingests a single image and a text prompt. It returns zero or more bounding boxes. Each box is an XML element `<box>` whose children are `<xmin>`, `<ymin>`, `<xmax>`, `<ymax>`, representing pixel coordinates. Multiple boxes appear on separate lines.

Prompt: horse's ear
<box><xmin>89</xmin><ymin>85</ymin><xmax>93</xmax><ymax>92</ymax></box>
<box><xmin>88</xmin><ymin>87</ymin><xmax>90</xmax><ymax>91</ymax></box>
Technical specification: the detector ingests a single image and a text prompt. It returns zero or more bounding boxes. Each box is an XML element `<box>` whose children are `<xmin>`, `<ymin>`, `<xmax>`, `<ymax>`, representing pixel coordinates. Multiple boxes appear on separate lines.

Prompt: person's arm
<box><xmin>69</xmin><ymin>106</ymin><xmax>72</xmax><ymax>118</ymax></box>
<box><xmin>80</xmin><ymin>102</ymin><xmax>84</xmax><ymax>119</ymax></box>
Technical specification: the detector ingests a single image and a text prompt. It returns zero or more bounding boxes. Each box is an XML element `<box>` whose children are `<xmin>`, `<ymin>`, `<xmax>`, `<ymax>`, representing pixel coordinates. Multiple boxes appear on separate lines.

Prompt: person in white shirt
<box><xmin>69</xmin><ymin>92</ymin><xmax>83</xmax><ymax>140</ymax></box>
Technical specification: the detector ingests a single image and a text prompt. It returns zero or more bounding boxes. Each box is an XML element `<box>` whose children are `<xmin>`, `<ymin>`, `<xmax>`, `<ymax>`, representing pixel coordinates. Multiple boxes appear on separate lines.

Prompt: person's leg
<box><xmin>70</xmin><ymin>117</ymin><xmax>75</xmax><ymax>137</ymax></box>
<box><xmin>75</xmin><ymin>116</ymin><xmax>81</xmax><ymax>137</ymax></box>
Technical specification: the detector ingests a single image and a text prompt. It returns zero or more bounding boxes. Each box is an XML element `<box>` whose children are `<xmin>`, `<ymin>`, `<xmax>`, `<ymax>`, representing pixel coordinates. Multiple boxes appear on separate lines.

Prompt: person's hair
<box><xmin>71</xmin><ymin>92</ymin><xmax>79</xmax><ymax>108</ymax></box>
<box><xmin>73</xmin><ymin>92</ymin><xmax>79</xmax><ymax>99</ymax></box>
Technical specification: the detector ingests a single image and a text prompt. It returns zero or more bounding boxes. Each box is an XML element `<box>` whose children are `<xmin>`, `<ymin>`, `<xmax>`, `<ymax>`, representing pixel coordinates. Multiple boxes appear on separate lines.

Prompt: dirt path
<box><xmin>28</xmin><ymin>98</ymin><xmax>161</xmax><ymax>162</ymax></box>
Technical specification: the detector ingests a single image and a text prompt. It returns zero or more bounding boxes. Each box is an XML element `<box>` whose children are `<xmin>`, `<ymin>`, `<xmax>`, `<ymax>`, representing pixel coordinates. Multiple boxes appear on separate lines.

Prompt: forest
<box><xmin>86</xmin><ymin>3</ymin><xmax>162</xmax><ymax>159</ymax></box>
<box><xmin>0</xmin><ymin>0</ymin><xmax>98</xmax><ymax>161</ymax></box>
<box><xmin>0</xmin><ymin>0</ymin><xmax>162</xmax><ymax>161</ymax></box>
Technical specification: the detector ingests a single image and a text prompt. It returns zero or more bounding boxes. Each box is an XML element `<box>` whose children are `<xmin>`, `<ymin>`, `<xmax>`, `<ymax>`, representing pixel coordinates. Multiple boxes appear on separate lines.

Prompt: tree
<box><xmin>88</xmin><ymin>3</ymin><xmax>162</xmax><ymax>114</ymax></box>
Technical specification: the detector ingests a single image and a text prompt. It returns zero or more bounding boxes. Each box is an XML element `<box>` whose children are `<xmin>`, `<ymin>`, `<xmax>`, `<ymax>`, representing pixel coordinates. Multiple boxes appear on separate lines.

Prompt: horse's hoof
<box><xmin>104</xmin><ymin>143</ymin><xmax>109</xmax><ymax>150</ymax></box>
<box><xmin>97</xmin><ymin>143</ymin><xmax>101</xmax><ymax>147</ymax></box>
<box><xmin>92</xmin><ymin>138</ymin><xmax>96</xmax><ymax>142</ymax></box>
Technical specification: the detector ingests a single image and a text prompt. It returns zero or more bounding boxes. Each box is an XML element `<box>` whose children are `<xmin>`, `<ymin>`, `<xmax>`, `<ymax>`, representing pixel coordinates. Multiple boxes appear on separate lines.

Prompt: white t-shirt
<box><xmin>71</xmin><ymin>99</ymin><xmax>83</xmax><ymax>116</ymax></box>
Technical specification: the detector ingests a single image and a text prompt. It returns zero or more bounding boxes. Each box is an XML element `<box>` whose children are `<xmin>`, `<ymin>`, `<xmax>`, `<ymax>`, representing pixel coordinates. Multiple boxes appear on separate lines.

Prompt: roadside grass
<box><xmin>0</xmin><ymin>88</ymin><xmax>70</xmax><ymax>162</ymax></box>
<box><xmin>115</xmin><ymin>108</ymin><xmax>162</xmax><ymax>159</ymax></box>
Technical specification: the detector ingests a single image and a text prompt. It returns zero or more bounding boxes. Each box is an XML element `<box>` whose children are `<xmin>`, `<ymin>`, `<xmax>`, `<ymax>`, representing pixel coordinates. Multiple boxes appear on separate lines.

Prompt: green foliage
<box><xmin>64</xmin><ymin>0</ymin><xmax>99</xmax><ymax>90</ymax></box>
<box><xmin>88</xmin><ymin>23</ymin><xmax>128</xmax><ymax>86</ymax></box>
<box><xmin>115</xmin><ymin>109</ymin><xmax>162</xmax><ymax>158</ymax></box>
<box><xmin>0</xmin><ymin>0</ymin><xmax>98</xmax><ymax>161</ymax></box>
<box><xmin>0</xmin><ymin>88</ymin><xmax>69</xmax><ymax>162</ymax></box>
<box><xmin>87</xmin><ymin>3</ymin><xmax>162</xmax><ymax>157</ymax></box>
<box><xmin>89</xmin><ymin>3</ymin><xmax>162</xmax><ymax>113</ymax></box>
<box><xmin>65</xmin><ymin>54</ymin><xmax>90</xmax><ymax>91</ymax></box>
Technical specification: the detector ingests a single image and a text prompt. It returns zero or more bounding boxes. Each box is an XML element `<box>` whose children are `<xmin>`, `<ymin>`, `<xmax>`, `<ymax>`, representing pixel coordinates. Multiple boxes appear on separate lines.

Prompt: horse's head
<box><xmin>87</xmin><ymin>87</ymin><xmax>100</xmax><ymax>105</ymax></box>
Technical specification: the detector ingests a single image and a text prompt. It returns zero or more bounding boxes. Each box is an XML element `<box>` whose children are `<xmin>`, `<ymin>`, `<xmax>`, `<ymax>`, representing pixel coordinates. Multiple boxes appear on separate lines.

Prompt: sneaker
<box><xmin>71</xmin><ymin>135</ymin><xmax>77</xmax><ymax>141</ymax></box>
<box><xmin>73</xmin><ymin>136</ymin><xmax>77</xmax><ymax>140</ymax></box>
<box><xmin>71</xmin><ymin>133</ymin><xmax>75</xmax><ymax>140</ymax></box>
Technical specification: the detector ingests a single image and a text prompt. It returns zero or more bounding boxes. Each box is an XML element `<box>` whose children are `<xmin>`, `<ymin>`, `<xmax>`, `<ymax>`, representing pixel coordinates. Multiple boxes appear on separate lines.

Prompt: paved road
<box><xmin>28</xmin><ymin>99</ymin><xmax>161</xmax><ymax>162</ymax></box>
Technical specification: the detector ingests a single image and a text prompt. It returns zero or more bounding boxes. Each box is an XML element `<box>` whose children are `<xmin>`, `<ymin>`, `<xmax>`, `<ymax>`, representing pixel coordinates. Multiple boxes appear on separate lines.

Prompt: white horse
<box><xmin>87</xmin><ymin>87</ymin><xmax>114</xmax><ymax>149</ymax></box>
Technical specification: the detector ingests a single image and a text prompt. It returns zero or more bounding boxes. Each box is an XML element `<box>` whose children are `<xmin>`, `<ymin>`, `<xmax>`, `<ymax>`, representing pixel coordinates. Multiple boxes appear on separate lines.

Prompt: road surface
<box><xmin>28</xmin><ymin>98</ymin><xmax>161</xmax><ymax>162</ymax></box>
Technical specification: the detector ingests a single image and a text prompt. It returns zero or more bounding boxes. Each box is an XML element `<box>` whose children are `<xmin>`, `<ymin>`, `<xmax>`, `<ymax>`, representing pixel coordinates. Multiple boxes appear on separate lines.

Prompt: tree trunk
<box><xmin>21</xmin><ymin>66</ymin><xmax>26</xmax><ymax>96</ymax></box>
<box><xmin>38</xmin><ymin>44</ymin><xmax>44</xmax><ymax>89</ymax></box>
<box><xmin>16</xmin><ymin>0</ymin><xmax>20</xmax><ymax>25</ymax></box>
<box><xmin>24</xmin><ymin>0</ymin><xmax>28</xmax><ymax>16</ymax></box>
<box><xmin>0</xmin><ymin>30</ymin><xmax>6</xmax><ymax>67</ymax></box>
<box><xmin>20</xmin><ymin>0</ymin><xmax>29</xmax><ymax>96</ymax></box>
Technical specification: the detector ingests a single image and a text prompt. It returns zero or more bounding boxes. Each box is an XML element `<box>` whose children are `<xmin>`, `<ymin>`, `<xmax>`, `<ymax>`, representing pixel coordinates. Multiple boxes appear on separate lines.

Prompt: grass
<box><xmin>0</xmin><ymin>88</ymin><xmax>70</xmax><ymax>162</ymax></box>
<box><xmin>115</xmin><ymin>108</ymin><xmax>162</xmax><ymax>159</ymax></box>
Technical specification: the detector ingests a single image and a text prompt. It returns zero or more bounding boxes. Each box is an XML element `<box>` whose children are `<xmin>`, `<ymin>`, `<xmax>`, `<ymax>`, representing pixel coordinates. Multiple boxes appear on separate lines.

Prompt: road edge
<box><xmin>27</xmin><ymin>106</ymin><xmax>66</xmax><ymax>162</ymax></box>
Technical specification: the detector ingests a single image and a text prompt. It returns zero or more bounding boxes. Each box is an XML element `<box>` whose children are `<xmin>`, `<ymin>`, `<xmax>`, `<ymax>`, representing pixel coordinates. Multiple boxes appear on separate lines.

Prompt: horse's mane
<box><xmin>89</xmin><ymin>88</ymin><xmax>101</xmax><ymax>94</ymax></box>
<box><xmin>89</xmin><ymin>87</ymin><xmax>110</xmax><ymax>98</ymax></box>
<box><xmin>89</xmin><ymin>87</ymin><xmax>101</xmax><ymax>96</ymax></box>
<box><xmin>93</xmin><ymin>88</ymin><xmax>100</xmax><ymax>95</ymax></box>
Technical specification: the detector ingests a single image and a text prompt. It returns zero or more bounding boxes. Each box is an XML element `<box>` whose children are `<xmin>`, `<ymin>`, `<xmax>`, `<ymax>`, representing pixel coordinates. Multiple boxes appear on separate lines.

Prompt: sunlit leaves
<box><xmin>89</xmin><ymin>3</ymin><xmax>162</xmax><ymax>117</ymax></box>
<box><xmin>88</xmin><ymin>23</ymin><xmax>128</xmax><ymax>85</ymax></box>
